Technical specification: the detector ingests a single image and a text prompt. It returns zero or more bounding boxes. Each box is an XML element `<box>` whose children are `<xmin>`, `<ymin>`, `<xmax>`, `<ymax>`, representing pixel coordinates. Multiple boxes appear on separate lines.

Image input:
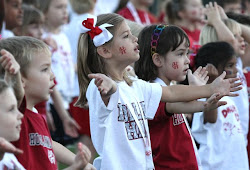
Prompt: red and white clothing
<box><xmin>149</xmin><ymin>78</ymin><xmax>199</xmax><ymax>170</ymax></box>
<box><xmin>192</xmin><ymin>97</ymin><xmax>248</xmax><ymax>170</ymax></box>
<box><xmin>0</xmin><ymin>153</ymin><xmax>25</xmax><ymax>170</ymax></box>
<box><xmin>87</xmin><ymin>78</ymin><xmax>162</xmax><ymax>170</ymax></box>
<box><xmin>117</xmin><ymin>2</ymin><xmax>157</xmax><ymax>25</ymax></box>
<box><xmin>12</xmin><ymin>98</ymin><xmax>58</xmax><ymax>170</ymax></box>
<box><xmin>244</xmin><ymin>68</ymin><xmax>250</xmax><ymax>166</ymax></box>
<box><xmin>43</xmin><ymin>32</ymin><xmax>75</xmax><ymax>109</ymax></box>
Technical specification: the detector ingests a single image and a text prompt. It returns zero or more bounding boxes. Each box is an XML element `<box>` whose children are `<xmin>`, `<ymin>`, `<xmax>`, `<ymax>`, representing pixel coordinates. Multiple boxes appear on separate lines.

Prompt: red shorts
<box><xmin>69</xmin><ymin>97</ymin><xmax>91</xmax><ymax>136</ymax></box>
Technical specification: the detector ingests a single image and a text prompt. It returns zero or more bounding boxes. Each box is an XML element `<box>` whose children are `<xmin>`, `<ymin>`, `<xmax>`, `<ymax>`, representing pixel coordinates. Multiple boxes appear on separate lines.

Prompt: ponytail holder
<box><xmin>80</xmin><ymin>14</ymin><xmax>113</xmax><ymax>47</ymax></box>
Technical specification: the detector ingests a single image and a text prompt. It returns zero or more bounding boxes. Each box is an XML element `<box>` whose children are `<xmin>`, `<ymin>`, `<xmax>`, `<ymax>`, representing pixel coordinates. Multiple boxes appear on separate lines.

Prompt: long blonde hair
<box><xmin>75</xmin><ymin>13</ymin><xmax>125</xmax><ymax>107</ymax></box>
<box><xmin>199</xmin><ymin>18</ymin><xmax>241</xmax><ymax>45</ymax></box>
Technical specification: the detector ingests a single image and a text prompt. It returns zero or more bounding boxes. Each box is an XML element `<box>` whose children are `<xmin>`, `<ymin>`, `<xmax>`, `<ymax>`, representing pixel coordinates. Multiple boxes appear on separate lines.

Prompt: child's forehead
<box><xmin>115</xmin><ymin>21</ymin><xmax>130</xmax><ymax>35</ymax></box>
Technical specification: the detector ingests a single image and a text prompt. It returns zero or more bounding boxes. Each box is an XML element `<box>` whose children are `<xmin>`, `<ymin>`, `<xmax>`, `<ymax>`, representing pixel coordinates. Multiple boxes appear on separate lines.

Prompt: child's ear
<box><xmin>97</xmin><ymin>46</ymin><xmax>112</xmax><ymax>59</ymax></box>
<box><xmin>21</xmin><ymin>77</ymin><xmax>27</xmax><ymax>89</ymax></box>
<box><xmin>152</xmin><ymin>53</ymin><xmax>163</xmax><ymax>67</ymax></box>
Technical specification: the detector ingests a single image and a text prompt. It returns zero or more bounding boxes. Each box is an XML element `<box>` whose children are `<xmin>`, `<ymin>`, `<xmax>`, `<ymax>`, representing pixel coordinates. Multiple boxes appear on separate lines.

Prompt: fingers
<box><xmin>217</xmin><ymin>101</ymin><xmax>227</xmax><ymax>107</ymax></box>
<box><xmin>218</xmin><ymin>71</ymin><xmax>226</xmax><ymax>79</ymax></box>
<box><xmin>193</xmin><ymin>66</ymin><xmax>202</xmax><ymax>75</ymax></box>
<box><xmin>230</xmin><ymin>86</ymin><xmax>242</xmax><ymax>93</ymax></box>
<box><xmin>229</xmin><ymin>77</ymin><xmax>240</xmax><ymax>84</ymax></box>
<box><xmin>227</xmin><ymin>92</ymin><xmax>239</xmax><ymax>97</ymax></box>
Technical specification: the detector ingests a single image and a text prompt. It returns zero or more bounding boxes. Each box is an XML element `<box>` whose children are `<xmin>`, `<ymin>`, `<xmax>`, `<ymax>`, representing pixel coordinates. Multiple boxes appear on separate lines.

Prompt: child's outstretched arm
<box><xmin>88</xmin><ymin>73</ymin><xmax>117</xmax><ymax>106</ymax></box>
<box><xmin>166</xmin><ymin>93</ymin><xmax>226</xmax><ymax>114</ymax></box>
<box><xmin>0</xmin><ymin>49</ymin><xmax>24</xmax><ymax>106</ymax></box>
<box><xmin>161</xmin><ymin>71</ymin><xmax>241</xmax><ymax>103</ymax></box>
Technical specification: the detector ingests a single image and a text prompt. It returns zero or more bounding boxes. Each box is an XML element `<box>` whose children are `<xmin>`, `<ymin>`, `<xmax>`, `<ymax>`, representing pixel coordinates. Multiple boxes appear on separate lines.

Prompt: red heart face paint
<box><xmin>119</xmin><ymin>46</ymin><xmax>126</xmax><ymax>54</ymax></box>
<box><xmin>172</xmin><ymin>62</ymin><xmax>179</xmax><ymax>69</ymax></box>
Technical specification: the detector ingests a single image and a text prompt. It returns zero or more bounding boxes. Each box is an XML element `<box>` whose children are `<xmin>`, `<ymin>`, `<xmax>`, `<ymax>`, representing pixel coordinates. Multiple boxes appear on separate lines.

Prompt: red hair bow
<box><xmin>82</xmin><ymin>18</ymin><xmax>103</xmax><ymax>39</ymax></box>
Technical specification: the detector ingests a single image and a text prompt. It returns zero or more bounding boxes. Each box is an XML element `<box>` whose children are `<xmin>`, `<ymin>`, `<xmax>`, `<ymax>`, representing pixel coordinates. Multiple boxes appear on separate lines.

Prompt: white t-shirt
<box><xmin>0</xmin><ymin>153</ymin><xmax>25</xmax><ymax>170</ymax></box>
<box><xmin>231</xmin><ymin>57</ymin><xmax>249</xmax><ymax>145</ymax></box>
<box><xmin>43</xmin><ymin>31</ymin><xmax>75</xmax><ymax>108</ymax></box>
<box><xmin>191</xmin><ymin>96</ymin><xmax>249</xmax><ymax>170</ymax></box>
<box><xmin>87</xmin><ymin>78</ymin><xmax>162</xmax><ymax>170</ymax></box>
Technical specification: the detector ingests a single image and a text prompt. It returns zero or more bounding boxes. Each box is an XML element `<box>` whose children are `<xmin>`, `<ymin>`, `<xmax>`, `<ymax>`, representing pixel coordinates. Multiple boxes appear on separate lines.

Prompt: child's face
<box><xmin>22</xmin><ymin>51</ymin><xmax>55</xmax><ymax>106</ymax></box>
<box><xmin>4</xmin><ymin>0</ymin><xmax>23</xmax><ymax>30</ymax></box>
<box><xmin>0</xmin><ymin>88</ymin><xmax>23</xmax><ymax>142</ymax></box>
<box><xmin>160</xmin><ymin>40</ymin><xmax>190</xmax><ymax>83</ymax></box>
<box><xmin>109</xmin><ymin>21</ymin><xmax>139</xmax><ymax>68</ymax></box>
<box><xmin>24</xmin><ymin>23</ymin><xmax>44</xmax><ymax>40</ymax></box>
<box><xmin>45</xmin><ymin>0</ymin><xmax>68</xmax><ymax>28</ymax></box>
<box><xmin>242</xmin><ymin>42</ymin><xmax>250</xmax><ymax>67</ymax></box>
<box><xmin>219</xmin><ymin>56</ymin><xmax>238</xmax><ymax>79</ymax></box>
<box><xmin>233</xmin><ymin>32</ymin><xmax>245</xmax><ymax>56</ymax></box>
<box><xmin>181</xmin><ymin>0</ymin><xmax>204</xmax><ymax>23</ymax></box>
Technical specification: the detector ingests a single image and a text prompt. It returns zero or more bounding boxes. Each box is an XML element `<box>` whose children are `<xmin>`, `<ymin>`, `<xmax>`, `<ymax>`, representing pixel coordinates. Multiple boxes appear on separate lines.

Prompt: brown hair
<box><xmin>0</xmin><ymin>36</ymin><xmax>51</xmax><ymax>78</ymax></box>
<box><xmin>70</xmin><ymin>0</ymin><xmax>95</xmax><ymax>14</ymax></box>
<box><xmin>18</xmin><ymin>4</ymin><xmax>44</xmax><ymax>35</ymax></box>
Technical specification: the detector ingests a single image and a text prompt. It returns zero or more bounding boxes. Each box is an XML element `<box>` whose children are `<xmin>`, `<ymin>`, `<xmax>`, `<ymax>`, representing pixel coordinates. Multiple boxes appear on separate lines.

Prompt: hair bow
<box><xmin>80</xmin><ymin>14</ymin><xmax>113</xmax><ymax>47</ymax></box>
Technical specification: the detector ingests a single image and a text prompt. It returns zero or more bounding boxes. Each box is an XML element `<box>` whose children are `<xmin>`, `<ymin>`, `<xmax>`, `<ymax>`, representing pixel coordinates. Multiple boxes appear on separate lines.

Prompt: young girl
<box><xmin>200</xmin><ymin>1</ymin><xmax>250</xmax><ymax>144</ymax></box>
<box><xmin>165</xmin><ymin>0</ymin><xmax>204</xmax><ymax>46</ymax></box>
<box><xmin>75</xmin><ymin>13</ymin><xmax>241</xmax><ymax>170</ymax></box>
<box><xmin>134</xmin><ymin>24</ymin><xmax>226</xmax><ymax>170</ymax></box>
<box><xmin>0</xmin><ymin>80</ymin><xmax>25</xmax><ymax>170</ymax></box>
<box><xmin>192</xmin><ymin>41</ymin><xmax>249</xmax><ymax>170</ymax></box>
<box><xmin>40</xmin><ymin>0</ymin><xmax>76</xmax><ymax>134</ymax></box>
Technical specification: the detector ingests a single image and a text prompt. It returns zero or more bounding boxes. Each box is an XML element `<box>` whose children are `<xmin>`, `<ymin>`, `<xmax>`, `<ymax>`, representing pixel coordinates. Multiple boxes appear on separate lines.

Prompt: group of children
<box><xmin>0</xmin><ymin>0</ymin><xmax>250</xmax><ymax>170</ymax></box>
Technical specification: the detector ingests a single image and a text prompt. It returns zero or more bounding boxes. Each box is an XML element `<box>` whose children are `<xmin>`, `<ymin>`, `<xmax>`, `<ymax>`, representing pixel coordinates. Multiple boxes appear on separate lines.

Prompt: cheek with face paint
<box><xmin>172</xmin><ymin>62</ymin><xmax>179</xmax><ymax>69</ymax></box>
<box><xmin>119</xmin><ymin>46</ymin><xmax>126</xmax><ymax>54</ymax></box>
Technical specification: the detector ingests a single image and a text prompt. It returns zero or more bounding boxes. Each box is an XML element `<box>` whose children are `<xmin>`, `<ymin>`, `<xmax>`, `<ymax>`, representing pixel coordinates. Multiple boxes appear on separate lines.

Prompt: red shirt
<box><xmin>244</xmin><ymin>71</ymin><xmax>250</xmax><ymax>167</ymax></box>
<box><xmin>12</xmin><ymin>98</ymin><xmax>58</xmax><ymax>170</ymax></box>
<box><xmin>149</xmin><ymin>102</ymin><xmax>198</xmax><ymax>170</ymax></box>
<box><xmin>117</xmin><ymin>7</ymin><xmax>158</xmax><ymax>24</ymax></box>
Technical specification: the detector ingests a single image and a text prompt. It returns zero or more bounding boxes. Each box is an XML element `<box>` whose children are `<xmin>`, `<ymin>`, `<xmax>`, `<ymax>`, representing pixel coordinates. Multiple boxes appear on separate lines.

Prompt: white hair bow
<box><xmin>80</xmin><ymin>14</ymin><xmax>113</xmax><ymax>47</ymax></box>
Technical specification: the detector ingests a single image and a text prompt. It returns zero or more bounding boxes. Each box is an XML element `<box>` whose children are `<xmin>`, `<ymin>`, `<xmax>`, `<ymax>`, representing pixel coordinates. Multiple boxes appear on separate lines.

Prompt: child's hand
<box><xmin>188</xmin><ymin>67</ymin><xmax>209</xmax><ymax>86</ymax></box>
<box><xmin>211</xmin><ymin>71</ymin><xmax>242</xmax><ymax>97</ymax></box>
<box><xmin>0</xmin><ymin>137</ymin><xmax>23</xmax><ymax>155</ymax></box>
<box><xmin>72</xmin><ymin>142</ymin><xmax>91</xmax><ymax>170</ymax></box>
<box><xmin>88</xmin><ymin>73</ymin><xmax>117</xmax><ymax>97</ymax></box>
<box><xmin>62</xmin><ymin>116</ymin><xmax>80</xmax><ymax>138</ymax></box>
<box><xmin>204</xmin><ymin>2</ymin><xmax>221</xmax><ymax>26</ymax></box>
<box><xmin>0</xmin><ymin>49</ymin><xmax>20</xmax><ymax>75</ymax></box>
<box><xmin>217</xmin><ymin>5</ymin><xmax>228</xmax><ymax>20</ymax></box>
<box><xmin>203</xmin><ymin>93</ymin><xmax>227</xmax><ymax>112</ymax></box>
<box><xmin>205</xmin><ymin>64</ymin><xmax>219</xmax><ymax>81</ymax></box>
